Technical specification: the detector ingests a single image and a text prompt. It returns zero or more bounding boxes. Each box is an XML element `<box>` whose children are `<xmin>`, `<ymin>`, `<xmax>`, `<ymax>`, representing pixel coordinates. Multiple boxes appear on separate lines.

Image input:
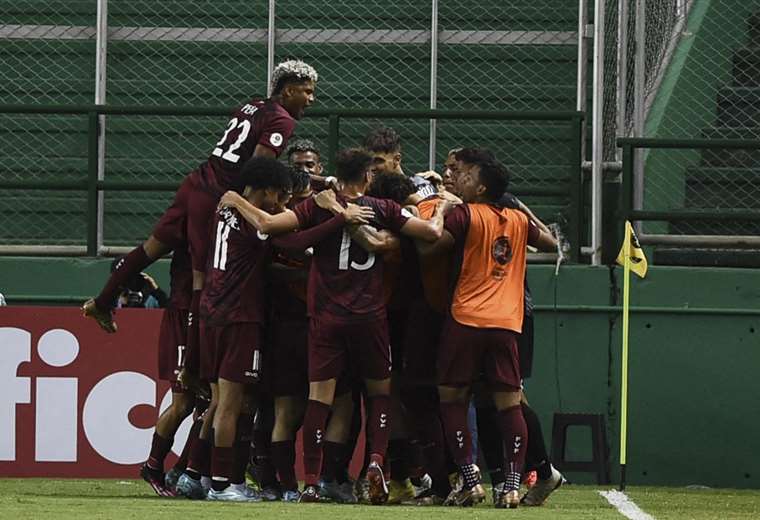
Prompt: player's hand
<box><xmin>416</xmin><ymin>170</ymin><xmax>443</xmax><ymax>186</ymax></box>
<box><xmin>438</xmin><ymin>199</ymin><xmax>457</xmax><ymax>215</ymax></box>
<box><xmin>218</xmin><ymin>190</ymin><xmax>243</xmax><ymax>210</ymax></box>
<box><xmin>141</xmin><ymin>273</ymin><xmax>159</xmax><ymax>291</ymax></box>
<box><xmin>314</xmin><ymin>188</ymin><xmax>338</xmax><ymax>210</ymax></box>
<box><xmin>439</xmin><ymin>190</ymin><xmax>463</xmax><ymax>205</ymax></box>
<box><xmin>177</xmin><ymin>367</ymin><xmax>200</xmax><ymax>393</ymax></box>
<box><xmin>343</xmin><ymin>203</ymin><xmax>375</xmax><ymax>225</ymax></box>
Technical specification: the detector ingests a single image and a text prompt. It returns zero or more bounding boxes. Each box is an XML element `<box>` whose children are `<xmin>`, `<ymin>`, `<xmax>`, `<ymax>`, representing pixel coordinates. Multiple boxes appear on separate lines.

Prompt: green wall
<box><xmin>1</xmin><ymin>259</ymin><xmax>759</xmax><ymax>488</ymax></box>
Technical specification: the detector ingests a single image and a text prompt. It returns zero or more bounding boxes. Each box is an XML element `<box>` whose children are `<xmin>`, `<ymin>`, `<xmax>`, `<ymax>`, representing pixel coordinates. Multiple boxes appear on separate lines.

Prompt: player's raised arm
<box><xmin>219</xmin><ymin>190</ymin><xmax>300</xmax><ymax>235</ymax></box>
<box><xmin>349</xmin><ymin>226</ymin><xmax>401</xmax><ymax>253</ymax></box>
<box><xmin>399</xmin><ymin>199</ymin><xmax>453</xmax><ymax>243</ymax></box>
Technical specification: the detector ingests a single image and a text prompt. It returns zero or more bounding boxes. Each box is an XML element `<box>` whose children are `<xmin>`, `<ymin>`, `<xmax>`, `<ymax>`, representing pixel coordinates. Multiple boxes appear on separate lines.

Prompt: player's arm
<box><xmin>399</xmin><ymin>200</ymin><xmax>452</xmax><ymax>243</ymax></box>
<box><xmin>416</xmin><ymin>229</ymin><xmax>455</xmax><ymax>257</ymax></box>
<box><xmin>253</xmin><ymin>144</ymin><xmax>277</xmax><ymax>158</ymax></box>
<box><xmin>529</xmin><ymin>221</ymin><xmax>558</xmax><ymax>252</ymax></box>
<box><xmin>349</xmin><ymin>225</ymin><xmax>401</xmax><ymax>253</ymax></box>
<box><xmin>514</xmin><ymin>197</ymin><xmax>552</xmax><ymax>235</ymax></box>
<box><xmin>219</xmin><ymin>191</ymin><xmax>299</xmax><ymax>234</ymax></box>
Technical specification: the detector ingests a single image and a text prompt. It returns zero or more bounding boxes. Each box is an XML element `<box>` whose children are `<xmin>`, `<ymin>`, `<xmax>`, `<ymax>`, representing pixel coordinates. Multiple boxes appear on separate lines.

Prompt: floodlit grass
<box><xmin>0</xmin><ymin>479</ymin><xmax>759</xmax><ymax>519</ymax></box>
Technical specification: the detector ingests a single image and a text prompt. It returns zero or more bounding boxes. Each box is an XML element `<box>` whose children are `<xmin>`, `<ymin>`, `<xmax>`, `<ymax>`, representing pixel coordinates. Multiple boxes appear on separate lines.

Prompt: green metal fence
<box><xmin>618</xmin><ymin>137</ymin><xmax>760</xmax><ymax>248</ymax></box>
<box><xmin>0</xmin><ymin>105</ymin><xmax>584</xmax><ymax>260</ymax></box>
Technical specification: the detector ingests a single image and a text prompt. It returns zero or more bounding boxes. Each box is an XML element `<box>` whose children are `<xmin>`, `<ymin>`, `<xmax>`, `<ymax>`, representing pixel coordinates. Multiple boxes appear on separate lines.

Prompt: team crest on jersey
<box><xmin>269</xmin><ymin>132</ymin><xmax>283</xmax><ymax>147</ymax></box>
<box><xmin>491</xmin><ymin>236</ymin><xmax>513</xmax><ymax>265</ymax></box>
<box><xmin>219</xmin><ymin>207</ymin><xmax>240</xmax><ymax>230</ymax></box>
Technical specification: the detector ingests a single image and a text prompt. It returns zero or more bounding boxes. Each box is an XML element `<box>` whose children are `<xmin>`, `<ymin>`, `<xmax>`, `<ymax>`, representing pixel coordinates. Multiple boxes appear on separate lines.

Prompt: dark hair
<box><xmin>453</xmin><ymin>147</ymin><xmax>496</xmax><ymax>164</ymax></box>
<box><xmin>334</xmin><ymin>148</ymin><xmax>373</xmax><ymax>184</ymax></box>
<box><xmin>239</xmin><ymin>156</ymin><xmax>293</xmax><ymax>194</ymax></box>
<box><xmin>454</xmin><ymin>147</ymin><xmax>509</xmax><ymax>202</ymax></box>
<box><xmin>289</xmin><ymin>167</ymin><xmax>312</xmax><ymax>194</ymax></box>
<box><xmin>367</xmin><ymin>171</ymin><xmax>416</xmax><ymax>204</ymax></box>
<box><xmin>363</xmin><ymin>126</ymin><xmax>401</xmax><ymax>154</ymax></box>
<box><xmin>285</xmin><ymin>138</ymin><xmax>320</xmax><ymax>160</ymax></box>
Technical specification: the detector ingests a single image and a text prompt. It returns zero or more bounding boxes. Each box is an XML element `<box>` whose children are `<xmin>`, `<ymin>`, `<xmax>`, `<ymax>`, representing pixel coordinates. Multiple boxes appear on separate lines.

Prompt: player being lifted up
<box><xmin>419</xmin><ymin>148</ymin><xmax>557</xmax><ymax>509</ymax></box>
<box><xmin>82</xmin><ymin>59</ymin><xmax>319</xmax><ymax>336</ymax></box>
<box><xmin>217</xmin><ymin>148</ymin><xmax>452</xmax><ymax>505</ymax></box>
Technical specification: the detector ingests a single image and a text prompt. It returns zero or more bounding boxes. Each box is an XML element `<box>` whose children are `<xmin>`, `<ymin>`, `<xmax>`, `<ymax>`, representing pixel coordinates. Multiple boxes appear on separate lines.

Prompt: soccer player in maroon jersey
<box><xmin>217</xmin><ymin>148</ymin><xmax>451</xmax><ymax>504</ymax></box>
<box><xmin>82</xmin><ymin>59</ymin><xmax>318</xmax><ymax>340</ymax></box>
<box><xmin>419</xmin><ymin>149</ymin><xmax>557</xmax><ymax>508</ymax></box>
<box><xmin>197</xmin><ymin>157</ymin><xmax>372</xmax><ymax>502</ymax></box>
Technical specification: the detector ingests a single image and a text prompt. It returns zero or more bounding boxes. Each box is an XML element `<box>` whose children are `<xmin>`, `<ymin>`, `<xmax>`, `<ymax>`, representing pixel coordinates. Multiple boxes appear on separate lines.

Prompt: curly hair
<box><xmin>271</xmin><ymin>60</ymin><xmax>319</xmax><ymax>95</ymax></box>
<box><xmin>363</xmin><ymin>126</ymin><xmax>401</xmax><ymax>154</ymax></box>
<box><xmin>239</xmin><ymin>156</ymin><xmax>293</xmax><ymax>194</ymax></box>
<box><xmin>367</xmin><ymin>171</ymin><xmax>416</xmax><ymax>204</ymax></box>
<box><xmin>285</xmin><ymin>138</ymin><xmax>320</xmax><ymax>160</ymax></box>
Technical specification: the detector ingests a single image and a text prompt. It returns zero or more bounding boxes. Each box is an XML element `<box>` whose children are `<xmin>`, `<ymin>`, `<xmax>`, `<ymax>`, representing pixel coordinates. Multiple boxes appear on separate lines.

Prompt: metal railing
<box><xmin>618</xmin><ymin>137</ymin><xmax>760</xmax><ymax>248</ymax></box>
<box><xmin>0</xmin><ymin>104</ymin><xmax>585</xmax><ymax>260</ymax></box>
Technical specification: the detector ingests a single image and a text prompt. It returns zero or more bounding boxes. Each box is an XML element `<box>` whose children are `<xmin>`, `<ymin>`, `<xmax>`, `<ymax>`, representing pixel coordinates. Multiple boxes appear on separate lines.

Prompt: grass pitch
<box><xmin>1</xmin><ymin>479</ymin><xmax>759</xmax><ymax>519</ymax></box>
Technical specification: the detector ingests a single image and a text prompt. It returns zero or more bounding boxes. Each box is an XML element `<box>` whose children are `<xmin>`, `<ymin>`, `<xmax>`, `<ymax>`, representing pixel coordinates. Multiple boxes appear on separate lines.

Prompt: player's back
<box><xmin>449</xmin><ymin>203</ymin><xmax>530</xmax><ymax>332</ymax></box>
<box><xmin>200</xmin><ymin>207</ymin><xmax>271</xmax><ymax>326</ymax></box>
<box><xmin>202</xmin><ymin>99</ymin><xmax>295</xmax><ymax>193</ymax></box>
<box><xmin>294</xmin><ymin>194</ymin><xmax>410</xmax><ymax>321</ymax></box>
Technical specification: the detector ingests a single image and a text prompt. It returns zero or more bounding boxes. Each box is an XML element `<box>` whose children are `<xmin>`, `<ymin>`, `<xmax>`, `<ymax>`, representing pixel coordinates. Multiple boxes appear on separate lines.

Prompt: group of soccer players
<box><xmin>83</xmin><ymin>59</ymin><xmax>565</xmax><ymax>509</ymax></box>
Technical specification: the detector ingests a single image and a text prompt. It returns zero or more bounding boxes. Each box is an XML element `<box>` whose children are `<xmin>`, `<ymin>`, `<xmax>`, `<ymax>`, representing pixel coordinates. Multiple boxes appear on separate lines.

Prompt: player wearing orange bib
<box><xmin>420</xmin><ymin>148</ymin><xmax>556</xmax><ymax>508</ymax></box>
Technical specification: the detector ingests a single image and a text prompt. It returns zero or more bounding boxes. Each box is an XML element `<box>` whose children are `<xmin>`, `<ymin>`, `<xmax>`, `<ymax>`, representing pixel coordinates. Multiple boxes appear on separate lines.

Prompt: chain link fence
<box><xmin>603</xmin><ymin>0</ymin><xmax>760</xmax><ymax>240</ymax></box>
<box><xmin>0</xmin><ymin>0</ymin><xmax>582</xmax><ymax>250</ymax></box>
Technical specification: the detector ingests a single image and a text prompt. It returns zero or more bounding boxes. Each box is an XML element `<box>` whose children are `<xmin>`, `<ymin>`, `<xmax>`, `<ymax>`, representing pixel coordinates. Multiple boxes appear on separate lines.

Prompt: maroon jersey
<box><xmin>293</xmin><ymin>195</ymin><xmax>410</xmax><ymax>321</ymax></box>
<box><xmin>168</xmin><ymin>244</ymin><xmax>193</xmax><ymax>310</ymax></box>
<box><xmin>200</xmin><ymin>206</ymin><xmax>272</xmax><ymax>326</ymax></box>
<box><xmin>203</xmin><ymin>99</ymin><xmax>296</xmax><ymax>193</ymax></box>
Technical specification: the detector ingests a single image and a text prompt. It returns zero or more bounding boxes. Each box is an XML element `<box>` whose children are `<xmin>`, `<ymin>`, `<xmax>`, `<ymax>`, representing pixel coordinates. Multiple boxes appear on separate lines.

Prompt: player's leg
<box><xmin>83</xmin><ymin>171</ymin><xmax>198</xmax><ymax>332</ymax></box>
<box><xmin>436</xmin><ymin>319</ymin><xmax>486</xmax><ymax>507</ymax></box>
<box><xmin>177</xmin><ymin>384</ymin><xmax>217</xmax><ymax>499</ymax></box>
<box><xmin>299</xmin><ymin>317</ymin><xmax>345</xmax><ymax>502</ymax></box>
<box><xmin>486</xmin><ymin>329</ymin><xmax>527</xmax><ymax>509</ymax></box>
<box><xmin>319</xmin><ymin>390</ymin><xmax>358</xmax><ymax>504</ymax></box>
<box><xmin>208</xmin><ymin>377</ymin><xmax>247</xmax><ymax>499</ymax></box>
<box><xmin>250</xmin><ymin>399</ymin><xmax>281</xmax><ymax>500</ymax></box>
<box><xmin>299</xmin><ymin>378</ymin><xmax>337</xmax><ymax>502</ymax></box>
<box><xmin>271</xmin><ymin>395</ymin><xmax>306</xmax><ymax>501</ymax></box>
<box><xmin>473</xmin><ymin>378</ymin><xmax>507</xmax><ymax>498</ymax></box>
<box><xmin>520</xmin><ymin>393</ymin><xmax>565</xmax><ymax>506</ymax></box>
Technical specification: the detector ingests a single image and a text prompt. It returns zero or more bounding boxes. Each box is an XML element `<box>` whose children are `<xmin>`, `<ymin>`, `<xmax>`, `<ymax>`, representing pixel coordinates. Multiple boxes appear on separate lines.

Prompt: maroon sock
<box><xmin>187</xmin><ymin>436</ymin><xmax>211</xmax><ymax>478</ymax></box>
<box><xmin>302</xmin><ymin>400</ymin><xmax>331</xmax><ymax>486</ymax></box>
<box><xmin>388</xmin><ymin>439</ymin><xmax>409</xmax><ymax>481</ymax></box>
<box><xmin>321</xmin><ymin>441</ymin><xmax>347</xmax><ymax>482</ymax></box>
<box><xmin>498</xmin><ymin>405</ymin><xmax>528</xmax><ymax>491</ymax></box>
<box><xmin>147</xmin><ymin>433</ymin><xmax>173</xmax><ymax>472</ymax></box>
<box><xmin>211</xmin><ymin>446</ymin><xmax>235</xmax><ymax>491</ymax></box>
<box><xmin>439</xmin><ymin>401</ymin><xmax>472</xmax><ymax>466</ymax></box>
<box><xmin>366</xmin><ymin>395</ymin><xmax>390</xmax><ymax>467</ymax></box>
<box><xmin>271</xmin><ymin>440</ymin><xmax>297</xmax><ymax>491</ymax></box>
<box><xmin>94</xmin><ymin>246</ymin><xmax>152</xmax><ymax>309</ymax></box>
<box><xmin>184</xmin><ymin>291</ymin><xmax>201</xmax><ymax>373</ymax></box>
<box><xmin>174</xmin><ymin>417</ymin><xmax>202</xmax><ymax>471</ymax></box>
<box><xmin>232</xmin><ymin>414</ymin><xmax>254</xmax><ymax>484</ymax></box>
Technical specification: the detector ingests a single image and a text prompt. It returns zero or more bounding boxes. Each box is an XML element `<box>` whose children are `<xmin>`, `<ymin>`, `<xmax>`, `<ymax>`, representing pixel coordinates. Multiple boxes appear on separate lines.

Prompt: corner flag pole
<box><xmin>619</xmin><ymin>223</ymin><xmax>631</xmax><ymax>491</ymax></box>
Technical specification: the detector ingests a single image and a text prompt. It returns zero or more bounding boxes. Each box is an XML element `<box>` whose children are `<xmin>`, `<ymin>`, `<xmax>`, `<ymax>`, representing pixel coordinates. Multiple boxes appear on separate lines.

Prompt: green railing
<box><xmin>0</xmin><ymin>104</ymin><xmax>585</xmax><ymax>259</ymax></box>
<box><xmin>618</xmin><ymin>137</ymin><xmax>760</xmax><ymax>224</ymax></box>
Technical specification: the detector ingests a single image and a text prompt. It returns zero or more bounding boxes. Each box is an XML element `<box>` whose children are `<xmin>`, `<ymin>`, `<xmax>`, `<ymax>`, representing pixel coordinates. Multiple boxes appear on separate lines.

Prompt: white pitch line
<box><xmin>599</xmin><ymin>489</ymin><xmax>656</xmax><ymax>520</ymax></box>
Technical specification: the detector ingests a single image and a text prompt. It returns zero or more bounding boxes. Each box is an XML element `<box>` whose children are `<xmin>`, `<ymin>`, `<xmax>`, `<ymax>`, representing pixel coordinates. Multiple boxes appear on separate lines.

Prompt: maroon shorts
<box><xmin>152</xmin><ymin>170</ymin><xmax>218</xmax><ymax>272</ymax></box>
<box><xmin>437</xmin><ymin>317</ymin><xmax>521</xmax><ymax>390</ymax></box>
<box><xmin>157</xmin><ymin>307</ymin><xmax>189</xmax><ymax>392</ymax></box>
<box><xmin>308</xmin><ymin>314</ymin><xmax>391</xmax><ymax>383</ymax></box>
<box><xmin>402</xmin><ymin>299</ymin><xmax>444</xmax><ymax>387</ymax></box>
<box><xmin>202</xmin><ymin>322</ymin><xmax>263</xmax><ymax>385</ymax></box>
<box><xmin>270</xmin><ymin>316</ymin><xmax>309</xmax><ymax>397</ymax></box>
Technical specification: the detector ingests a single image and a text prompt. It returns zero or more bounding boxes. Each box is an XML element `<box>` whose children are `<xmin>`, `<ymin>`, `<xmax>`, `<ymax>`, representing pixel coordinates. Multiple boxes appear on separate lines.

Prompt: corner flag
<box><xmin>616</xmin><ymin>221</ymin><xmax>648</xmax><ymax>278</ymax></box>
<box><xmin>616</xmin><ymin>220</ymin><xmax>647</xmax><ymax>491</ymax></box>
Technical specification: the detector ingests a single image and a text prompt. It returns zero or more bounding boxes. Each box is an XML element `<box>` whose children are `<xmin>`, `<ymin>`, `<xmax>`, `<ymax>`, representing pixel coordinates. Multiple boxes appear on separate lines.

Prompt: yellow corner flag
<box><xmin>616</xmin><ymin>221</ymin><xmax>648</xmax><ymax>278</ymax></box>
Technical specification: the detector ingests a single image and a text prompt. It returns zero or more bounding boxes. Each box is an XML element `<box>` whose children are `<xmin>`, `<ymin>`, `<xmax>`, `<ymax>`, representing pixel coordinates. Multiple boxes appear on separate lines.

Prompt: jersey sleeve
<box><xmin>293</xmin><ymin>197</ymin><xmax>320</xmax><ymax>231</ymax></box>
<box><xmin>444</xmin><ymin>204</ymin><xmax>470</xmax><ymax>243</ymax></box>
<box><xmin>258</xmin><ymin>110</ymin><xmax>296</xmax><ymax>156</ymax></box>
<box><xmin>271</xmin><ymin>214</ymin><xmax>346</xmax><ymax>252</ymax></box>
<box><xmin>377</xmin><ymin>199</ymin><xmax>410</xmax><ymax>233</ymax></box>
